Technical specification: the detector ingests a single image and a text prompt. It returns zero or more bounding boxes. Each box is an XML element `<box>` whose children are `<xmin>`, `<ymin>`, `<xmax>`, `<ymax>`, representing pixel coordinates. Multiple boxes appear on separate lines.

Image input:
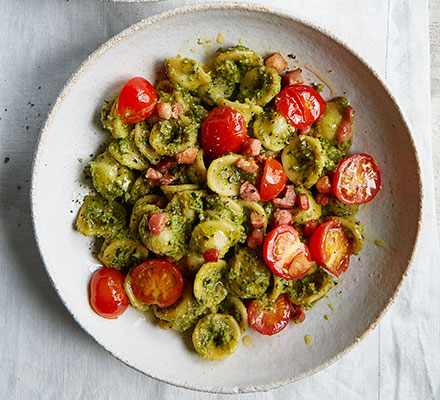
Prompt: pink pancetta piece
<box><xmin>236</xmin><ymin>157</ymin><xmax>259</xmax><ymax>174</ymax></box>
<box><xmin>273</xmin><ymin>209</ymin><xmax>293</xmax><ymax>227</ymax></box>
<box><xmin>282</xmin><ymin>69</ymin><xmax>304</xmax><ymax>86</ymax></box>
<box><xmin>175</xmin><ymin>147</ymin><xmax>198</xmax><ymax>164</ymax></box>
<box><xmin>247</xmin><ymin>229</ymin><xmax>264</xmax><ymax>249</ymax></box>
<box><xmin>265</xmin><ymin>52</ymin><xmax>288</xmax><ymax>73</ymax></box>
<box><xmin>148</xmin><ymin>212</ymin><xmax>169</xmax><ymax>236</ymax></box>
<box><xmin>250</xmin><ymin>211</ymin><xmax>265</xmax><ymax>229</ymax></box>
<box><xmin>241</xmin><ymin>138</ymin><xmax>262</xmax><ymax>158</ymax></box>
<box><xmin>240</xmin><ymin>181</ymin><xmax>261</xmax><ymax>202</ymax></box>
<box><xmin>272</xmin><ymin>185</ymin><xmax>296</xmax><ymax>208</ymax></box>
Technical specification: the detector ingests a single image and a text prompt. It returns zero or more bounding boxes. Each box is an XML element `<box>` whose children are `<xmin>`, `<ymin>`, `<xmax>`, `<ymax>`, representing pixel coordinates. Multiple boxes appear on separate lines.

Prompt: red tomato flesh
<box><xmin>201</xmin><ymin>106</ymin><xmax>248</xmax><ymax>159</ymax></box>
<box><xmin>263</xmin><ymin>225</ymin><xmax>315</xmax><ymax>280</ymax></box>
<box><xmin>131</xmin><ymin>259</ymin><xmax>184</xmax><ymax>308</ymax></box>
<box><xmin>248</xmin><ymin>294</ymin><xmax>292</xmax><ymax>336</ymax></box>
<box><xmin>333</xmin><ymin>153</ymin><xmax>381</xmax><ymax>205</ymax></box>
<box><xmin>117</xmin><ymin>77</ymin><xmax>157</xmax><ymax>124</ymax></box>
<box><xmin>275</xmin><ymin>84</ymin><xmax>326</xmax><ymax>129</ymax></box>
<box><xmin>259</xmin><ymin>157</ymin><xmax>287</xmax><ymax>201</ymax></box>
<box><xmin>89</xmin><ymin>267</ymin><xmax>128</xmax><ymax>319</ymax></box>
<box><xmin>309</xmin><ymin>219</ymin><xmax>351</xmax><ymax>276</ymax></box>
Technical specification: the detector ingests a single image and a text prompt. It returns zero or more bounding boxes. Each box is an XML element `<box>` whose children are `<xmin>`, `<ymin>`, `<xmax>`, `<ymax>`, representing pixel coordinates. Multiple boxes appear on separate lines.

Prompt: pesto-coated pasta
<box><xmin>192</xmin><ymin>313</ymin><xmax>241</xmax><ymax>361</ymax></box>
<box><xmin>149</xmin><ymin>119</ymin><xmax>198</xmax><ymax>156</ymax></box>
<box><xmin>226</xmin><ymin>247</ymin><xmax>271</xmax><ymax>299</ymax></box>
<box><xmin>204</xmin><ymin>194</ymin><xmax>244</xmax><ymax>227</ymax></box>
<box><xmin>101</xmin><ymin>94</ymin><xmax>132</xmax><ymax>139</ymax></box>
<box><xmin>291</xmin><ymin>187</ymin><xmax>322</xmax><ymax>224</ymax></box>
<box><xmin>194</xmin><ymin>261</ymin><xmax>228</xmax><ymax>312</ymax></box>
<box><xmin>109</xmin><ymin>135</ymin><xmax>150</xmax><ymax>171</ymax></box>
<box><xmin>77</xmin><ymin>44</ymin><xmax>370</xmax><ymax>361</ymax></box>
<box><xmin>76</xmin><ymin>194</ymin><xmax>127</xmax><ymax>238</ymax></box>
<box><xmin>207</xmin><ymin>154</ymin><xmax>256</xmax><ymax>196</ymax></box>
<box><xmin>139</xmin><ymin>212</ymin><xmax>186</xmax><ymax>261</ymax></box>
<box><xmin>314</xmin><ymin>97</ymin><xmax>349</xmax><ymax>141</ymax></box>
<box><xmin>124</xmin><ymin>267</ymin><xmax>150</xmax><ymax>311</ymax></box>
<box><xmin>154</xmin><ymin>280</ymin><xmax>207</xmax><ymax>332</ymax></box>
<box><xmin>128</xmin><ymin>174</ymin><xmax>156</xmax><ymax>204</ymax></box>
<box><xmin>89</xmin><ymin>151</ymin><xmax>135</xmax><ymax>201</ymax></box>
<box><xmin>271</xmin><ymin>266</ymin><xmax>333</xmax><ymax>307</ymax></box>
<box><xmin>238</xmin><ymin>66</ymin><xmax>281</xmax><ymax>106</ymax></box>
<box><xmin>165</xmin><ymin>56</ymin><xmax>211</xmax><ymax>90</ymax></box>
<box><xmin>281</xmin><ymin>136</ymin><xmax>326</xmax><ymax>188</ymax></box>
<box><xmin>253</xmin><ymin>109</ymin><xmax>294</xmax><ymax>151</ymax></box>
<box><xmin>99</xmin><ymin>238</ymin><xmax>149</xmax><ymax>271</ymax></box>
<box><xmin>190</xmin><ymin>219</ymin><xmax>239</xmax><ymax>257</ymax></box>
<box><xmin>186</xmin><ymin>149</ymin><xmax>207</xmax><ymax>184</ymax></box>
<box><xmin>214</xmin><ymin>45</ymin><xmax>264</xmax><ymax>83</ymax></box>
<box><xmin>198</xmin><ymin>76</ymin><xmax>235</xmax><ymax>106</ymax></box>
<box><xmin>238</xmin><ymin>200</ymin><xmax>268</xmax><ymax>234</ymax></box>
<box><xmin>218</xmin><ymin>295</ymin><xmax>248</xmax><ymax>333</ymax></box>
<box><xmin>161</xmin><ymin>184</ymin><xmax>202</xmax><ymax>200</ymax></box>
<box><xmin>133</xmin><ymin>121</ymin><xmax>162</xmax><ymax>165</ymax></box>
<box><xmin>333</xmin><ymin>216</ymin><xmax>364</xmax><ymax>254</ymax></box>
<box><xmin>217</xmin><ymin>99</ymin><xmax>263</xmax><ymax>125</ymax></box>
<box><xmin>129</xmin><ymin>195</ymin><xmax>161</xmax><ymax>234</ymax></box>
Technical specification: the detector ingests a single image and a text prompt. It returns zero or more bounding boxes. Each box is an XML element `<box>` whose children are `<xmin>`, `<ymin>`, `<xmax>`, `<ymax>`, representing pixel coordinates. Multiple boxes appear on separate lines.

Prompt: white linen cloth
<box><xmin>0</xmin><ymin>0</ymin><xmax>438</xmax><ymax>398</ymax></box>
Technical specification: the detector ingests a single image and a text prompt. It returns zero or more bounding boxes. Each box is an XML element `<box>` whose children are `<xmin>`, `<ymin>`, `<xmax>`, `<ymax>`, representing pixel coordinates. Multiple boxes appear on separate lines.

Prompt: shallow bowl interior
<box><xmin>31</xmin><ymin>3</ymin><xmax>421</xmax><ymax>393</ymax></box>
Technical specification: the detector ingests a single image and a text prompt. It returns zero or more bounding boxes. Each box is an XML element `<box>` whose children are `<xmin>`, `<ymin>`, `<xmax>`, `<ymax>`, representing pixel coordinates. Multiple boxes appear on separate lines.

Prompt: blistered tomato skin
<box><xmin>130</xmin><ymin>259</ymin><xmax>184</xmax><ymax>308</ymax></box>
<box><xmin>248</xmin><ymin>294</ymin><xmax>292</xmax><ymax>336</ymax></box>
<box><xmin>117</xmin><ymin>77</ymin><xmax>157</xmax><ymax>124</ymax></box>
<box><xmin>201</xmin><ymin>106</ymin><xmax>248</xmax><ymax>159</ymax></box>
<box><xmin>275</xmin><ymin>84</ymin><xmax>326</xmax><ymax>129</ymax></box>
<box><xmin>90</xmin><ymin>267</ymin><xmax>129</xmax><ymax>319</ymax></box>
<box><xmin>333</xmin><ymin>153</ymin><xmax>381</xmax><ymax>205</ymax></box>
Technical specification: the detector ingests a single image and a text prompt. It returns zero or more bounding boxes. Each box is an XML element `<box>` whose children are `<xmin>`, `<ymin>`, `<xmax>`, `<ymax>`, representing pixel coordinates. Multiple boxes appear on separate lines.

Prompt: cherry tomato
<box><xmin>89</xmin><ymin>267</ymin><xmax>129</xmax><ymax>319</ymax></box>
<box><xmin>130</xmin><ymin>259</ymin><xmax>184</xmax><ymax>308</ymax></box>
<box><xmin>201</xmin><ymin>106</ymin><xmax>248</xmax><ymax>158</ymax></box>
<box><xmin>309</xmin><ymin>219</ymin><xmax>351</xmax><ymax>276</ymax></box>
<box><xmin>275</xmin><ymin>84</ymin><xmax>326</xmax><ymax>129</ymax></box>
<box><xmin>117</xmin><ymin>77</ymin><xmax>157</xmax><ymax>124</ymax></box>
<box><xmin>259</xmin><ymin>157</ymin><xmax>287</xmax><ymax>201</ymax></box>
<box><xmin>263</xmin><ymin>225</ymin><xmax>315</xmax><ymax>280</ymax></box>
<box><xmin>333</xmin><ymin>153</ymin><xmax>381</xmax><ymax>205</ymax></box>
<box><xmin>248</xmin><ymin>294</ymin><xmax>292</xmax><ymax>336</ymax></box>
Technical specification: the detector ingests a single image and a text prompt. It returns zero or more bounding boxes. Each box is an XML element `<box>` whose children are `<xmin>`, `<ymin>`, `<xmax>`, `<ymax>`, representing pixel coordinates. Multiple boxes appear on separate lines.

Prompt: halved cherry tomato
<box><xmin>309</xmin><ymin>219</ymin><xmax>351</xmax><ymax>276</ymax></box>
<box><xmin>263</xmin><ymin>225</ymin><xmax>315</xmax><ymax>280</ymax></box>
<box><xmin>259</xmin><ymin>157</ymin><xmax>287</xmax><ymax>201</ymax></box>
<box><xmin>248</xmin><ymin>294</ymin><xmax>292</xmax><ymax>336</ymax></box>
<box><xmin>333</xmin><ymin>153</ymin><xmax>381</xmax><ymax>205</ymax></box>
<box><xmin>131</xmin><ymin>259</ymin><xmax>184</xmax><ymax>308</ymax></box>
<box><xmin>201</xmin><ymin>106</ymin><xmax>248</xmax><ymax>159</ymax></box>
<box><xmin>89</xmin><ymin>267</ymin><xmax>128</xmax><ymax>319</ymax></box>
<box><xmin>275</xmin><ymin>84</ymin><xmax>326</xmax><ymax>129</ymax></box>
<box><xmin>117</xmin><ymin>77</ymin><xmax>157</xmax><ymax>124</ymax></box>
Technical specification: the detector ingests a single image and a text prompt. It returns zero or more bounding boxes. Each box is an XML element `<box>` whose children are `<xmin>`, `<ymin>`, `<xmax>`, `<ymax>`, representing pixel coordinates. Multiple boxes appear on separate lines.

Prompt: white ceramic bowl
<box><xmin>31</xmin><ymin>3</ymin><xmax>422</xmax><ymax>393</ymax></box>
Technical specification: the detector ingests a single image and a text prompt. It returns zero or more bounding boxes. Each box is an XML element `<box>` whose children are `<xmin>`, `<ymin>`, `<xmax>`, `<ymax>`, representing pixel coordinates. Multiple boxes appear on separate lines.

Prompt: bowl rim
<box><xmin>30</xmin><ymin>1</ymin><xmax>423</xmax><ymax>394</ymax></box>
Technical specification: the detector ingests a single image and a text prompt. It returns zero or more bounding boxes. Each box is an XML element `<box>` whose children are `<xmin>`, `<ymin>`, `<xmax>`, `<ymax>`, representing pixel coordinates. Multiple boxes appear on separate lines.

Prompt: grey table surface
<box><xmin>0</xmin><ymin>0</ymin><xmax>438</xmax><ymax>398</ymax></box>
